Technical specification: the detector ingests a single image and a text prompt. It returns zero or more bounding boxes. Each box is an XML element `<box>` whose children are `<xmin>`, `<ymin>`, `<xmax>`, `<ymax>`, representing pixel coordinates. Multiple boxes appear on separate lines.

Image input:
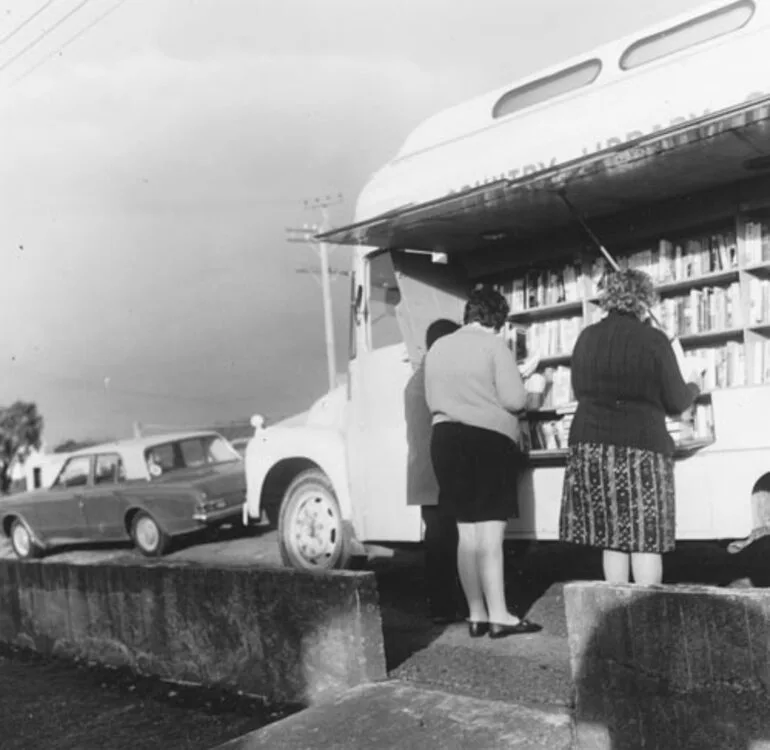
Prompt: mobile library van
<box><xmin>244</xmin><ymin>0</ymin><xmax>770</xmax><ymax>571</ymax></box>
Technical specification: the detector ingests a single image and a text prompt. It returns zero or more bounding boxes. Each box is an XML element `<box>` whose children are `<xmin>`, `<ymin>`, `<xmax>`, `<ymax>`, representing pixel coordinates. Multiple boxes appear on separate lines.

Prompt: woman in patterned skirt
<box><xmin>559</xmin><ymin>269</ymin><xmax>700</xmax><ymax>585</ymax></box>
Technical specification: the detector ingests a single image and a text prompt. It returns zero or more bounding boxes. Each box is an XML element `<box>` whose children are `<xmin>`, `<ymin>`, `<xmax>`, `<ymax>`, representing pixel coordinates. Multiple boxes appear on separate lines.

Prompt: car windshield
<box><xmin>144</xmin><ymin>435</ymin><xmax>240</xmax><ymax>477</ymax></box>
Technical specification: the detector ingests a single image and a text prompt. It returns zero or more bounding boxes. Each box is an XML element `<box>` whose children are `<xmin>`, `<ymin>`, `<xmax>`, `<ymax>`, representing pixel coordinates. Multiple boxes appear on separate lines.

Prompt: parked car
<box><xmin>230</xmin><ymin>437</ymin><xmax>249</xmax><ymax>457</ymax></box>
<box><xmin>0</xmin><ymin>431</ymin><xmax>246</xmax><ymax>559</ymax></box>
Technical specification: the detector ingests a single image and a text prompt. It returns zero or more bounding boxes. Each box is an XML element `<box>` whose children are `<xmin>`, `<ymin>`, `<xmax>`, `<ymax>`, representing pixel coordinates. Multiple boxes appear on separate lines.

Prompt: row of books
<box><xmin>747</xmin><ymin>277</ymin><xmax>770</xmax><ymax>326</ymax></box>
<box><xmin>531</xmin><ymin>341</ymin><xmax>750</xmax><ymax>397</ymax></box>
<box><xmin>524</xmin><ymin>419</ymin><xmax>570</xmax><ymax>452</ymax></box>
<box><xmin>524</xmin><ymin>400</ymin><xmax>714</xmax><ymax>454</ymax></box>
<box><xmin>525</xmin><ymin>317</ymin><xmax>582</xmax><ymax>358</ymax></box>
<box><xmin>539</xmin><ymin>366</ymin><xmax>573</xmax><ymax>409</ymax></box>
<box><xmin>657</xmin><ymin>233</ymin><xmax>739</xmax><ymax>281</ymax></box>
<box><xmin>627</xmin><ymin>233</ymin><xmax>736</xmax><ymax>284</ymax></box>
<box><xmin>498</xmin><ymin>262</ymin><xmax>584</xmax><ymax>310</ymax></box>
<box><xmin>683</xmin><ymin>343</ymin><xmax>746</xmax><ymax>390</ymax></box>
<box><xmin>498</xmin><ymin>222</ymin><xmax>770</xmax><ymax>316</ymax></box>
<box><xmin>526</xmin><ymin>414</ymin><xmax>713</xmax><ymax>452</ymax></box>
<box><xmin>666</xmin><ymin>402</ymin><xmax>715</xmax><ymax>443</ymax></box>
<box><xmin>650</xmin><ymin>283</ymin><xmax>742</xmax><ymax>337</ymax></box>
<box><xmin>586</xmin><ymin>232</ymin><xmax>740</xmax><ymax>294</ymax></box>
<box><xmin>748</xmin><ymin>339</ymin><xmax>770</xmax><ymax>385</ymax></box>
<box><xmin>743</xmin><ymin>221</ymin><xmax>770</xmax><ymax>266</ymax></box>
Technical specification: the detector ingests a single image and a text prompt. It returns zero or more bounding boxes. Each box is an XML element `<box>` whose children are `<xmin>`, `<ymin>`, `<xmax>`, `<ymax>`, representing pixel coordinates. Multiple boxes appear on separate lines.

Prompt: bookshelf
<box><xmin>492</xmin><ymin>214</ymin><xmax>770</xmax><ymax>457</ymax></box>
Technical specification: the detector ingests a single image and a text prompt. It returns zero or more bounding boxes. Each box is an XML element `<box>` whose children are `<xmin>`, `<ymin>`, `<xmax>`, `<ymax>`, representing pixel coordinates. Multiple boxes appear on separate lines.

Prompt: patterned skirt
<box><xmin>559</xmin><ymin>442</ymin><xmax>676</xmax><ymax>554</ymax></box>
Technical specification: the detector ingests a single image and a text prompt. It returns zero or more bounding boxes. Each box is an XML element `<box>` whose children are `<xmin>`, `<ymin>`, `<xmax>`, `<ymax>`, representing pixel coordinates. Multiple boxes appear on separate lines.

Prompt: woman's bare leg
<box><xmin>631</xmin><ymin>552</ymin><xmax>663</xmax><ymax>585</ymax></box>
<box><xmin>476</xmin><ymin>520</ymin><xmax>520</xmax><ymax>625</ymax></box>
<box><xmin>457</xmin><ymin>522</ymin><xmax>486</xmax><ymax>621</ymax></box>
<box><xmin>603</xmin><ymin>550</ymin><xmax>631</xmax><ymax>583</ymax></box>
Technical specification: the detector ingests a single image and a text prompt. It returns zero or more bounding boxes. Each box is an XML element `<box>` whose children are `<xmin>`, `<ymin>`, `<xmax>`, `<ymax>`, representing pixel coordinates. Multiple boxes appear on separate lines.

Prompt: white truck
<box><xmin>244</xmin><ymin>0</ymin><xmax>770</xmax><ymax>571</ymax></box>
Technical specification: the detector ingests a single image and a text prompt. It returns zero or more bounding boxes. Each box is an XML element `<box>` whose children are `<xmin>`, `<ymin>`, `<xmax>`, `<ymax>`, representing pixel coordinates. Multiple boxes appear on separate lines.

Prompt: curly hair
<box><xmin>463</xmin><ymin>286</ymin><xmax>509</xmax><ymax>331</ymax></box>
<box><xmin>599</xmin><ymin>268</ymin><xmax>657</xmax><ymax>318</ymax></box>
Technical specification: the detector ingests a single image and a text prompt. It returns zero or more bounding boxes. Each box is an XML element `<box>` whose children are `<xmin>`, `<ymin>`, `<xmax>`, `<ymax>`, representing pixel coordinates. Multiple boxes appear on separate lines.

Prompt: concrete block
<box><xmin>565</xmin><ymin>581</ymin><xmax>770</xmax><ymax>750</ymax></box>
<box><xmin>0</xmin><ymin>559</ymin><xmax>386</xmax><ymax>706</ymax></box>
<box><xmin>213</xmin><ymin>681</ymin><xmax>574</xmax><ymax>750</ymax></box>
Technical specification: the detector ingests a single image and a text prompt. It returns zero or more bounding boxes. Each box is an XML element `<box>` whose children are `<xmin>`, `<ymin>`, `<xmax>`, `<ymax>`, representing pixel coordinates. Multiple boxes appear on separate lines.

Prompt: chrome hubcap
<box><xmin>136</xmin><ymin>517</ymin><xmax>159</xmax><ymax>551</ymax></box>
<box><xmin>290</xmin><ymin>489</ymin><xmax>339</xmax><ymax>567</ymax></box>
<box><xmin>12</xmin><ymin>524</ymin><xmax>30</xmax><ymax>557</ymax></box>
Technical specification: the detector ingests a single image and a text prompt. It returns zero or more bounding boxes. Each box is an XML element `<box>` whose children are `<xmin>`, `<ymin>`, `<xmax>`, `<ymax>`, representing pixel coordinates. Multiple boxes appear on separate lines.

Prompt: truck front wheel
<box><xmin>278</xmin><ymin>469</ymin><xmax>352</xmax><ymax>571</ymax></box>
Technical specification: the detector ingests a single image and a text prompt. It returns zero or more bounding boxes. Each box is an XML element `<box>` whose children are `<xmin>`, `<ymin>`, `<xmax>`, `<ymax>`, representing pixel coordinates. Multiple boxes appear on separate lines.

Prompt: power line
<box><xmin>0</xmin><ymin>0</ymin><xmax>96</xmax><ymax>77</ymax></box>
<box><xmin>10</xmin><ymin>0</ymin><xmax>129</xmax><ymax>87</ymax></box>
<box><xmin>0</xmin><ymin>0</ymin><xmax>61</xmax><ymax>47</ymax></box>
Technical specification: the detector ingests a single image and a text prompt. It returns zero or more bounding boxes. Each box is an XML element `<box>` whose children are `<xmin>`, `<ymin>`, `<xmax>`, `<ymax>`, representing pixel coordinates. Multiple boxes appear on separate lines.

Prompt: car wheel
<box><xmin>131</xmin><ymin>512</ymin><xmax>170</xmax><ymax>557</ymax></box>
<box><xmin>10</xmin><ymin>519</ymin><xmax>41</xmax><ymax>560</ymax></box>
<box><xmin>278</xmin><ymin>469</ymin><xmax>352</xmax><ymax>571</ymax></box>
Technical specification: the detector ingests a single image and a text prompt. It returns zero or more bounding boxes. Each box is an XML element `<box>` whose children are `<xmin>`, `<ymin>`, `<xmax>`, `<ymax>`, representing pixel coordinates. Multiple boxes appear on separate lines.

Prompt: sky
<box><xmin>0</xmin><ymin>0</ymin><xmax>707</xmax><ymax>447</ymax></box>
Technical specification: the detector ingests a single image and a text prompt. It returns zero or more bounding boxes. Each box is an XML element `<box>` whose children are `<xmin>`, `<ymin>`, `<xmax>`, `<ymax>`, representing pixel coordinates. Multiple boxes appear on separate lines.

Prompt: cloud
<box><xmin>1</xmin><ymin>48</ymin><xmax>448</xmax><ymax>209</ymax></box>
<box><xmin>0</xmin><ymin>44</ymin><xmax>451</xmax><ymax>441</ymax></box>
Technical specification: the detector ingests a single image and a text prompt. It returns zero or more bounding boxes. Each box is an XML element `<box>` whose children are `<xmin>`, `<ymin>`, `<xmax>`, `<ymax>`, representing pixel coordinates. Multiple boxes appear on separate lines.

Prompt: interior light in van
<box><xmin>619</xmin><ymin>0</ymin><xmax>754</xmax><ymax>70</ymax></box>
<box><xmin>492</xmin><ymin>59</ymin><xmax>602</xmax><ymax>120</ymax></box>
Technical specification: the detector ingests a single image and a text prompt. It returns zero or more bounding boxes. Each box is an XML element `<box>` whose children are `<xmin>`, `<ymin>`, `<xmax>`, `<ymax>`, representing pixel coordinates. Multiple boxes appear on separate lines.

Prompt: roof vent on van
<box><xmin>620</xmin><ymin>0</ymin><xmax>755</xmax><ymax>70</ymax></box>
<box><xmin>492</xmin><ymin>59</ymin><xmax>602</xmax><ymax>120</ymax></box>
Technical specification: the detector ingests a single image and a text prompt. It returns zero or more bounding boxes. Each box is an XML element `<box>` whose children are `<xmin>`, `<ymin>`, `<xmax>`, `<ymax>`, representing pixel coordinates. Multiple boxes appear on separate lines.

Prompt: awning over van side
<box><xmin>320</xmin><ymin>97</ymin><xmax>770</xmax><ymax>255</ymax></box>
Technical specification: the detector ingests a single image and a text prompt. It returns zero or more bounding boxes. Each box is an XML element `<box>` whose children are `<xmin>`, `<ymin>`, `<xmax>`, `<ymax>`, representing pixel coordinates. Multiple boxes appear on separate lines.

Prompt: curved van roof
<box><xmin>323</xmin><ymin>0</ymin><xmax>770</xmax><ymax>257</ymax></box>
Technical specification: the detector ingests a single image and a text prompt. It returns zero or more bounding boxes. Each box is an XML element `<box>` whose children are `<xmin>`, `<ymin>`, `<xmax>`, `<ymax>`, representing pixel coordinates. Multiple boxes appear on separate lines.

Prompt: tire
<box><xmin>278</xmin><ymin>469</ymin><xmax>352</xmax><ymax>571</ymax></box>
<box><xmin>10</xmin><ymin>519</ymin><xmax>41</xmax><ymax>560</ymax></box>
<box><xmin>131</xmin><ymin>512</ymin><xmax>170</xmax><ymax>557</ymax></box>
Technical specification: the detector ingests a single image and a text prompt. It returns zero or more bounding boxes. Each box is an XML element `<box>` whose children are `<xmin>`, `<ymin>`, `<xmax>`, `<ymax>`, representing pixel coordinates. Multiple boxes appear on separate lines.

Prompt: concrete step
<box><xmin>212</xmin><ymin>679</ymin><xmax>573</xmax><ymax>750</ymax></box>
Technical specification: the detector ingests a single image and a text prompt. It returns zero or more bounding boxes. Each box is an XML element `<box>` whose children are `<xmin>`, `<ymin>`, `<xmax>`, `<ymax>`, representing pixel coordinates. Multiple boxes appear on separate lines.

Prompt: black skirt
<box><xmin>559</xmin><ymin>442</ymin><xmax>676</xmax><ymax>553</ymax></box>
<box><xmin>430</xmin><ymin>421</ymin><xmax>521</xmax><ymax>523</ymax></box>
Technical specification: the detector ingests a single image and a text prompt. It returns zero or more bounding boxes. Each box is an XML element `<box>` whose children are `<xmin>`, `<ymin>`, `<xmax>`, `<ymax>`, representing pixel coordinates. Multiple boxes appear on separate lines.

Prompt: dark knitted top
<box><xmin>568</xmin><ymin>311</ymin><xmax>700</xmax><ymax>456</ymax></box>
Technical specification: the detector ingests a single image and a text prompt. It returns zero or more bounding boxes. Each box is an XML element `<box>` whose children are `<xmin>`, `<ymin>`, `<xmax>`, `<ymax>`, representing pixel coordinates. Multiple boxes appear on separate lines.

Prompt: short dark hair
<box><xmin>463</xmin><ymin>286</ymin><xmax>509</xmax><ymax>331</ymax></box>
<box><xmin>425</xmin><ymin>318</ymin><xmax>460</xmax><ymax>350</ymax></box>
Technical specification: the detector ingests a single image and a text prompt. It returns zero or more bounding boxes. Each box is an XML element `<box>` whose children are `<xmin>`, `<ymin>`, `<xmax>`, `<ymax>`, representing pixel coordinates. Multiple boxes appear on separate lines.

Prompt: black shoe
<box><xmin>488</xmin><ymin>619</ymin><xmax>542</xmax><ymax>639</ymax></box>
<box><xmin>467</xmin><ymin>621</ymin><xmax>490</xmax><ymax>638</ymax></box>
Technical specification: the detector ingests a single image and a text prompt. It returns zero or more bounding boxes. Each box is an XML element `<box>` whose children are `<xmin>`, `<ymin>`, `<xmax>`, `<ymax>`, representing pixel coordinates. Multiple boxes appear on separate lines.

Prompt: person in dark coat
<box><xmin>404</xmin><ymin>318</ymin><xmax>464</xmax><ymax>623</ymax></box>
<box><xmin>559</xmin><ymin>268</ymin><xmax>700</xmax><ymax>585</ymax></box>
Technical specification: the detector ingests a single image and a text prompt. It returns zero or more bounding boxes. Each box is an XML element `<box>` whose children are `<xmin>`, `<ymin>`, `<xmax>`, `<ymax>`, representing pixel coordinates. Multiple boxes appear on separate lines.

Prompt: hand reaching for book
<box><xmin>670</xmin><ymin>336</ymin><xmax>705</xmax><ymax>386</ymax></box>
<box><xmin>519</xmin><ymin>349</ymin><xmax>541</xmax><ymax>379</ymax></box>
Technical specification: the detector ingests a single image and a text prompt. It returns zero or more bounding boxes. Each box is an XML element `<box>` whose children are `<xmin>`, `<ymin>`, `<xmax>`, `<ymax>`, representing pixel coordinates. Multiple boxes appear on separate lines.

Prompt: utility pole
<box><xmin>286</xmin><ymin>194</ymin><xmax>345</xmax><ymax>393</ymax></box>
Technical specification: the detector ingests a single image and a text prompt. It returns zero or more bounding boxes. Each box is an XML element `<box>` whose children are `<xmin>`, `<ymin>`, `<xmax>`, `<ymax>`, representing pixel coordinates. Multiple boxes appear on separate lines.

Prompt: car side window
<box><xmin>55</xmin><ymin>456</ymin><xmax>92</xmax><ymax>489</ymax></box>
<box><xmin>180</xmin><ymin>439</ymin><xmax>207</xmax><ymax>468</ymax></box>
<box><xmin>94</xmin><ymin>454</ymin><xmax>123</xmax><ymax>485</ymax></box>
<box><xmin>145</xmin><ymin>444</ymin><xmax>176</xmax><ymax>477</ymax></box>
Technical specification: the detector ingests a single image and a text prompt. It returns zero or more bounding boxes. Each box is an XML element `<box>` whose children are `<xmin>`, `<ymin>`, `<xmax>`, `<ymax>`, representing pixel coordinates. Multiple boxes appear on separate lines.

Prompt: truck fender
<box><xmin>243</xmin><ymin>425</ymin><xmax>353</xmax><ymax>525</ymax></box>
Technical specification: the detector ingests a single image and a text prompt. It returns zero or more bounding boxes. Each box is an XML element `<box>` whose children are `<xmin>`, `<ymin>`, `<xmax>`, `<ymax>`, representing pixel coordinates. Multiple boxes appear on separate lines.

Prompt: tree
<box><xmin>0</xmin><ymin>401</ymin><xmax>43</xmax><ymax>494</ymax></box>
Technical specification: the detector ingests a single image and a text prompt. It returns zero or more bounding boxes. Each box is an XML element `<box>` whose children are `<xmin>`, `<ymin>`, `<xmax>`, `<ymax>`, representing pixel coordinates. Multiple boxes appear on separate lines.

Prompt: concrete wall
<box><xmin>0</xmin><ymin>559</ymin><xmax>386</xmax><ymax>706</ymax></box>
<box><xmin>565</xmin><ymin>581</ymin><xmax>770</xmax><ymax>750</ymax></box>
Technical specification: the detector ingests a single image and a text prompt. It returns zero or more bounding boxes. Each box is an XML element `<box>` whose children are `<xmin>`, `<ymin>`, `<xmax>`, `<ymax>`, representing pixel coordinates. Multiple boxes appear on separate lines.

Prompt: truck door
<box><xmin>346</xmin><ymin>249</ymin><xmax>467</xmax><ymax>542</ymax></box>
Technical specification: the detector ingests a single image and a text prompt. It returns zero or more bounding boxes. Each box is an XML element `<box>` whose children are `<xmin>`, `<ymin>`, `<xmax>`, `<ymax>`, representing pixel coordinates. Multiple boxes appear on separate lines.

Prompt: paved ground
<box><xmin>0</xmin><ymin>524</ymin><xmax>765</xmax><ymax>748</ymax></box>
<box><xmin>0</xmin><ymin>522</ymin><xmax>283</xmax><ymax>567</ymax></box>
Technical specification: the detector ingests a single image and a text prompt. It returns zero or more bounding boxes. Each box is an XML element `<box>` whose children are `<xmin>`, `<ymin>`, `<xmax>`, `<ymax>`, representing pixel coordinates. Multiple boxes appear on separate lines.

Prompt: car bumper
<box><xmin>192</xmin><ymin>506</ymin><xmax>243</xmax><ymax>524</ymax></box>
